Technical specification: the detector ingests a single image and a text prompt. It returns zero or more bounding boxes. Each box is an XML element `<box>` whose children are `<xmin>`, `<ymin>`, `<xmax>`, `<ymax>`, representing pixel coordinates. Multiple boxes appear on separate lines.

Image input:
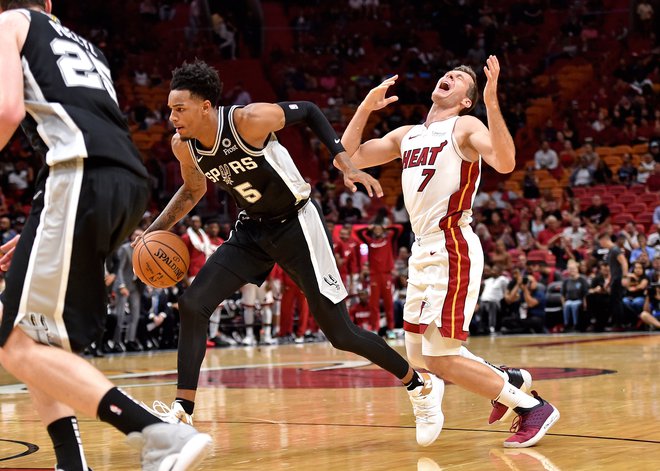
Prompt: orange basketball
<box><xmin>132</xmin><ymin>230</ymin><xmax>189</xmax><ymax>288</ymax></box>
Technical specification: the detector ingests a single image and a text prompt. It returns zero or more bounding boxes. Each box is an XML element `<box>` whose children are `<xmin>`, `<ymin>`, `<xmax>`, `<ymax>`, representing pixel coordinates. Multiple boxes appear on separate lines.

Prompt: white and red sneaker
<box><xmin>489</xmin><ymin>367</ymin><xmax>533</xmax><ymax>424</ymax></box>
<box><xmin>408</xmin><ymin>373</ymin><xmax>445</xmax><ymax>447</ymax></box>
<box><xmin>504</xmin><ymin>391</ymin><xmax>560</xmax><ymax>448</ymax></box>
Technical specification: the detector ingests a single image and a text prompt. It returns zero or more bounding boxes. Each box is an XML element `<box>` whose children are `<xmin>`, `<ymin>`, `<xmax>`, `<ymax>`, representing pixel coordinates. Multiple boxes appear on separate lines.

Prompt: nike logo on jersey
<box><xmin>402</xmin><ymin>141</ymin><xmax>448</xmax><ymax>169</ymax></box>
<box><xmin>196</xmin><ymin>155</ymin><xmax>204</xmax><ymax>162</ymax></box>
<box><xmin>430</xmin><ymin>251</ymin><xmax>437</xmax><ymax>256</ymax></box>
<box><xmin>408</xmin><ymin>134</ymin><xmax>421</xmax><ymax>140</ymax></box>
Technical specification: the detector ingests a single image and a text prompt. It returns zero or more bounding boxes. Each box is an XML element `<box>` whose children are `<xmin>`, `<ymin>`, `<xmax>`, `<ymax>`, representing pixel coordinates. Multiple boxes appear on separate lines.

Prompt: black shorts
<box><xmin>185</xmin><ymin>200</ymin><xmax>348</xmax><ymax>319</ymax></box>
<box><xmin>0</xmin><ymin>160</ymin><xmax>149</xmax><ymax>353</ymax></box>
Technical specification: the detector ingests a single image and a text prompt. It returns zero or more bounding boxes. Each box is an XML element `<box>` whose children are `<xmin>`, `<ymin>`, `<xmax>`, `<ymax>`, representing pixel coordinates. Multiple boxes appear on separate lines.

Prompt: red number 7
<box><xmin>418</xmin><ymin>169</ymin><xmax>436</xmax><ymax>191</ymax></box>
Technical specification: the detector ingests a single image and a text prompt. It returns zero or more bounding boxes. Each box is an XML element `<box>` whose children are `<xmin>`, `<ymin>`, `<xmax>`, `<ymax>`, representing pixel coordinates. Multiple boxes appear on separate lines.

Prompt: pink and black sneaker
<box><xmin>504</xmin><ymin>391</ymin><xmax>560</xmax><ymax>448</ymax></box>
<box><xmin>489</xmin><ymin>367</ymin><xmax>533</xmax><ymax>424</ymax></box>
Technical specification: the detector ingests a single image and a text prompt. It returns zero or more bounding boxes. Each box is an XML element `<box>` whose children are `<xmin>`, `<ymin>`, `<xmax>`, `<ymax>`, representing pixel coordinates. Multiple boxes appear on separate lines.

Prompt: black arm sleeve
<box><xmin>278</xmin><ymin>101</ymin><xmax>346</xmax><ymax>157</ymax></box>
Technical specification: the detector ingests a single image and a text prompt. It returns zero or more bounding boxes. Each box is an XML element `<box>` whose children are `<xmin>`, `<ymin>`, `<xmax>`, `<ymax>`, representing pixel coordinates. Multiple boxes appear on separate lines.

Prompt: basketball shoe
<box><xmin>408</xmin><ymin>373</ymin><xmax>445</xmax><ymax>447</ymax></box>
<box><xmin>489</xmin><ymin>367</ymin><xmax>533</xmax><ymax>424</ymax></box>
<box><xmin>149</xmin><ymin>401</ymin><xmax>194</xmax><ymax>426</ymax></box>
<box><xmin>504</xmin><ymin>391</ymin><xmax>560</xmax><ymax>448</ymax></box>
<box><xmin>126</xmin><ymin>422</ymin><xmax>212</xmax><ymax>471</ymax></box>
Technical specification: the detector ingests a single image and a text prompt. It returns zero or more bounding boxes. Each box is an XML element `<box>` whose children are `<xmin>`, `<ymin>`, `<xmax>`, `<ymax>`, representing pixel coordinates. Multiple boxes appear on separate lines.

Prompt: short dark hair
<box><xmin>452</xmin><ymin>65</ymin><xmax>478</xmax><ymax>115</ymax></box>
<box><xmin>170</xmin><ymin>59</ymin><xmax>223</xmax><ymax>107</ymax></box>
<box><xmin>1</xmin><ymin>0</ymin><xmax>45</xmax><ymax>9</ymax></box>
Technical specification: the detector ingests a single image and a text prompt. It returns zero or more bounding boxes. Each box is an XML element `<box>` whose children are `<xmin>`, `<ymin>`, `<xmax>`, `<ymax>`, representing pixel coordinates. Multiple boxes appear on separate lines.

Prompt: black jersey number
<box><xmin>50</xmin><ymin>38</ymin><xmax>118</xmax><ymax>104</ymax></box>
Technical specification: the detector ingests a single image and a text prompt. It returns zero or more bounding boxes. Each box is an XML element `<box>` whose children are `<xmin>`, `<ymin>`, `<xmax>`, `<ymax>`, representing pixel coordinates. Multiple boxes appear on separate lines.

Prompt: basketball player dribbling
<box><xmin>0</xmin><ymin>1</ymin><xmax>212</xmax><ymax>469</ymax></box>
<box><xmin>342</xmin><ymin>56</ymin><xmax>560</xmax><ymax>448</ymax></box>
<box><xmin>140</xmin><ymin>59</ymin><xmax>448</xmax><ymax>446</ymax></box>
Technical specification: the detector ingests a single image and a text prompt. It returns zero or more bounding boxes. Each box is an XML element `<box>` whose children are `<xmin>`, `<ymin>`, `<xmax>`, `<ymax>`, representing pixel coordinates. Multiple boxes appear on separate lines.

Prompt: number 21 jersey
<box><xmin>17</xmin><ymin>9</ymin><xmax>146</xmax><ymax>178</ymax></box>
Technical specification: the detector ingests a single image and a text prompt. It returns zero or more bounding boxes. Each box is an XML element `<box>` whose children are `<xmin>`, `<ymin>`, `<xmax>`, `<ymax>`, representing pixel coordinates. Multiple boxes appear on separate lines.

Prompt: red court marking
<box><xmin>133</xmin><ymin>366</ymin><xmax>614</xmax><ymax>389</ymax></box>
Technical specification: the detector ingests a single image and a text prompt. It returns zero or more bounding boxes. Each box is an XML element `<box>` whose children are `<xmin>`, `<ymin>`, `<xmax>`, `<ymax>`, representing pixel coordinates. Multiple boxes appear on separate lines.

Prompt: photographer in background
<box><xmin>501</xmin><ymin>268</ymin><xmax>547</xmax><ymax>334</ymax></box>
<box><xmin>639</xmin><ymin>274</ymin><xmax>660</xmax><ymax>329</ymax></box>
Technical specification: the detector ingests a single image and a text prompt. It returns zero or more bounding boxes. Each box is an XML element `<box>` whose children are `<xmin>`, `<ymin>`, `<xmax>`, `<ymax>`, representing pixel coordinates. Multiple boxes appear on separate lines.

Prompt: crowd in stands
<box><xmin>1</xmin><ymin>1</ymin><xmax>659</xmax><ymax>355</ymax></box>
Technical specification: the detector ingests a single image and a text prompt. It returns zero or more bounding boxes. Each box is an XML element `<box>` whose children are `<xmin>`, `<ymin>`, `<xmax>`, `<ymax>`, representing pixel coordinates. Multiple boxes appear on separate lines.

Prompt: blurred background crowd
<box><xmin>1</xmin><ymin>0</ymin><xmax>659</xmax><ymax>356</ymax></box>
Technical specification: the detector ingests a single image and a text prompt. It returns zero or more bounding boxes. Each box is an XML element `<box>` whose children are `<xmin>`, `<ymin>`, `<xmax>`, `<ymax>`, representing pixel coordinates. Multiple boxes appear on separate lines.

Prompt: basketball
<box><xmin>132</xmin><ymin>230</ymin><xmax>189</xmax><ymax>288</ymax></box>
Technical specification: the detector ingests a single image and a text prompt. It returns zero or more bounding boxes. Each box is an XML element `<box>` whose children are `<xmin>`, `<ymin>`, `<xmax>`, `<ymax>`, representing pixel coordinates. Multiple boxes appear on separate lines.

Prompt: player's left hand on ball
<box><xmin>343</xmin><ymin>169</ymin><xmax>383</xmax><ymax>198</ymax></box>
<box><xmin>0</xmin><ymin>234</ymin><xmax>20</xmax><ymax>271</ymax></box>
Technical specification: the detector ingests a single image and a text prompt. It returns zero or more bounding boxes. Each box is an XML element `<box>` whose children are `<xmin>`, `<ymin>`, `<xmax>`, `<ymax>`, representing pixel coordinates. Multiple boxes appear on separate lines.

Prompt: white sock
<box><xmin>244</xmin><ymin>306</ymin><xmax>255</xmax><ymax>339</ymax></box>
<box><xmin>495</xmin><ymin>382</ymin><xmax>540</xmax><ymax>410</ymax></box>
<box><xmin>459</xmin><ymin>346</ymin><xmax>508</xmax><ymax>382</ymax></box>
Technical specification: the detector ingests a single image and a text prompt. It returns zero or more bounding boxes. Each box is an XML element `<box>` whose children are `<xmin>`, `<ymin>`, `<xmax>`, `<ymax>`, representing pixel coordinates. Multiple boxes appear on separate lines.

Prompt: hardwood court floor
<box><xmin>1</xmin><ymin>333</ymin><xmax>659</xmax><ymax>470</ymax></box>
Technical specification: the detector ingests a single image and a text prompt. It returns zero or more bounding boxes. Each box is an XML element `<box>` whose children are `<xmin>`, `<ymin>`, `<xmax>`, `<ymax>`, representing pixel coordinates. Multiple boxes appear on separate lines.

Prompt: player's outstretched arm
<box><xmin>466</xmin><ymin>55</ymin><xmax>515</xmax><ymax>174</ymax></box>
<box><xmin>342</xmin><ymin>76</ymin><xmax>411</xmax><ymax>170</ymax></box>
<box><xmin>142</xmin><ymin>136</ymin><xmax>207</xmax><ymax>237</ymax></box>
<box><xmin>0</xmin><ymin>11</ymin><xmax>27</xmax><ymax>149</ymax></box>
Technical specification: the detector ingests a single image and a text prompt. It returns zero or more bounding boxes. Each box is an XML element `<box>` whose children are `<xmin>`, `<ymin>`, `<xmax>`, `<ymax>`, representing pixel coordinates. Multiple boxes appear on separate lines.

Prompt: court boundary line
<box><xmin>205</xmin><ymin>420</ymin><xmax>660</xmax><ymax>445</ymax></box>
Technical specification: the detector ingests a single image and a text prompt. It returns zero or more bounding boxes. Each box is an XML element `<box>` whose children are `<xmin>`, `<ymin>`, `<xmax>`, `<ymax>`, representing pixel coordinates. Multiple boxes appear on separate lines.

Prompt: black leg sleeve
<box><xmin>309</xmin><ymin>293</ymin><xmax>410</xmax><ymax>379</ymax></box>
<box><xmin>176</xmin><ymin>263</ymin><xmax>246</xmax><ymax>391</ymax></box>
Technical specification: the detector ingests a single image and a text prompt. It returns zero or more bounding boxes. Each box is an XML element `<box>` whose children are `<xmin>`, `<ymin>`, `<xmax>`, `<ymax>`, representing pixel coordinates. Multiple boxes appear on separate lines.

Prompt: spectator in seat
<box><xmin>562</xmin><ymin>216</ymin><xmax>588</xmax><ymax>251</ymax></box>
<box><xmin>516</xmin><ymin>219</ymin><xmax>536</xmax><ymax>252</ymax></box>
<box><xmin>531</xmin><ymin>206</ymin><xmax>546</xmax><ymax>238</ymax></box>
<box><xmin>617</xmin><ymin>153</ymin><xmax>638</xmax><ymax>185</ymax></box>
<box><xmin>501</xmin><ymin>268</ymin><xmax>547</xmax><ymax>334</ymax></box>
<box><xmin>558</xmin><ymin>140</ymin><xmax>577</xmax><ymax>168</ymax></box>
<box><xmin>0</xmin><ymin>216</ymin><xmax>16</xmax><ymax>245</ymax></box>
<box><xmin>636</xmin><ymin>153</ymin><xmax>655</xmax><ymax>184</ymax></box>
<box><xmin>648</xmin><ymin>224</ymin><xmax>660</xmax><ymax>248</ymax></box>
<box><xmin>534</xmin><ymin>140</ymin><xmax>559</xmax><ymax>171</ymax></box>
<box><xmin>645</xmin><ymin>162</ymin><xmax>660</xmax><ymax>192</ymax></box>
<box><xmin>522</xmin><ymin>165</ymin><xmax>540</xmax><ymax>199</ymax></box>
<box><xmin>338</xmin><ymin>197</ymin><xmax>363</xmax><ymax>223</ymax></box>
<box><xmin>489</xmin><ymin>239</ymin><xmax>512</xmax><ymax>271</ymax></box>
<box><xmin>569</xmin><ymin>155</ymin><xmax>595</xmax><ymax>187</ymax></box>
<box><xmin>537</xmin><ymin>215</ymin><xmax>563</xmax><ymax>252</ymax></box>
<box><xmin>561</xmin><ymin>260</ymin><xmax>589</xmax><ymax>331</ymax></box>
<box><xmin>638</xmin><ymin>274</ymin><xmax>660</xmax><ymax>329</ymax></box>
<box><xmin>630</xmin><ymin>233</ymin><xmax>656</xmax><ymax>263</ymax></box>
<box><xmin>622</xmin><ymin>261</ymin><xmax>649</xmax><ymax>322</ymax></box>
<box><xmin>581</xmin><ymin>194</ymin><xmax>611</xmax><ymax>231</ymax></box>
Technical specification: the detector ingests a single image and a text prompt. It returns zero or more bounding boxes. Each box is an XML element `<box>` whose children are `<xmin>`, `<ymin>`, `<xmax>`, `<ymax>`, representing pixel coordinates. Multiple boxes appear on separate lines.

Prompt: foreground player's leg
<box><xmin>0</xmin><ymin>327</ymin><xmax>212</xmax><ymax>469</ymax></box>
<box><xmin>30</xmin><ymin>387</ymin><xmax>90</xmax><ymax>471</ymax></box>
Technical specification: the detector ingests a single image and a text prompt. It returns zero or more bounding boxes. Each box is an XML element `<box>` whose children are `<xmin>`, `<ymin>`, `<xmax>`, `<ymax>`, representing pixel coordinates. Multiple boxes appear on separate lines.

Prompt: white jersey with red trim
<box><xmin>400</xmin><ymin>116</ymin><xmax>481</xmax><ymax>236</ymax></box>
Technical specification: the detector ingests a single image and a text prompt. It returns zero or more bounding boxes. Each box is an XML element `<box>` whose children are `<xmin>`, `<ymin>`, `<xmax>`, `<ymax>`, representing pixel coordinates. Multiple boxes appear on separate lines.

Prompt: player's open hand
<box><xmin>0</xmin><ymin>234</ymin><xmax>20</xmax><ymax>271</ymax></box>
<box><xmin>360</xmin><ymin>75</ymin><xmax>399</xmax><ymax>112</ymax></box>
<box><xmin>483</xmin><ymin>55</ymin><xmax>500</xmax><ymax>107</ymax></box>
<box><xmin>342</xmin><ymin>168</ymin><xmax>383</xmax><ymax>198</ymax></box>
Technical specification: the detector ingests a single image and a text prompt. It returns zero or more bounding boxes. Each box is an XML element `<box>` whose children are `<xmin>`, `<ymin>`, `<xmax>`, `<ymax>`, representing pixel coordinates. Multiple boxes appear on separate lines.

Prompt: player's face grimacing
<box><xmin>431</xmin><ymin>70</ymin><xmax>472</xmax><ymax>106</ymax></box>
<box><xmin>167</xmin><ymin>89</ymin><xmax>211</xmax><ymax>141</ymax></box>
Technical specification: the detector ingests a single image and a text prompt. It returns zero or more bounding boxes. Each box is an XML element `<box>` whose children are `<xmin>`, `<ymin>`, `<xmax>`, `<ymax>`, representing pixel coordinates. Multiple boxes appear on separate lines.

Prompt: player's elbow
<box><xmin>0</xmin><ymin>105</ymin><xmax>24</xmax><ymax>130</ymax></box>
<box><xmin>490</xmin><ymin>151</ymin><xmax>516</xmax><ymax>174</ymax></box>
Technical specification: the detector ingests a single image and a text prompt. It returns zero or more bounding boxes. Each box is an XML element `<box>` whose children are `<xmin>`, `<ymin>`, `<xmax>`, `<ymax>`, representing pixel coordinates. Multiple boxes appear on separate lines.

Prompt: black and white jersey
<box><xmin>187</xmin><ymin>105</ymin><xmax>311</xmax><ymax>219</ymax></box>
<box><xmin>17</xmin><ymin>9</ymin><xmax>147</xmax><ymax>178</ymax></box>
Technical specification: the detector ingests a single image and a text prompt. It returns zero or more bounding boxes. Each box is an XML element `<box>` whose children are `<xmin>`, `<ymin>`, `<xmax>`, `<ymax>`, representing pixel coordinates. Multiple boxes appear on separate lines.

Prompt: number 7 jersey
<box><xmin>16</xmin><ymin>9</ymin><xmax>146</xmax><ymax>177</ymax></box>
<box><xmin>400</xmin><ymin>116</ymin><xmax>481</xmax><ymax>236</ymax></box>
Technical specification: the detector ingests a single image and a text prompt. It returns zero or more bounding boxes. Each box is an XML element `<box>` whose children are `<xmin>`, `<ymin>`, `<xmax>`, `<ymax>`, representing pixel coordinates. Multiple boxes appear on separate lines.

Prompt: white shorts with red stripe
<box><xmin>403</xmin><ymin>225</ymin><xmax>484</xmax><ymax>345</ymax></box>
